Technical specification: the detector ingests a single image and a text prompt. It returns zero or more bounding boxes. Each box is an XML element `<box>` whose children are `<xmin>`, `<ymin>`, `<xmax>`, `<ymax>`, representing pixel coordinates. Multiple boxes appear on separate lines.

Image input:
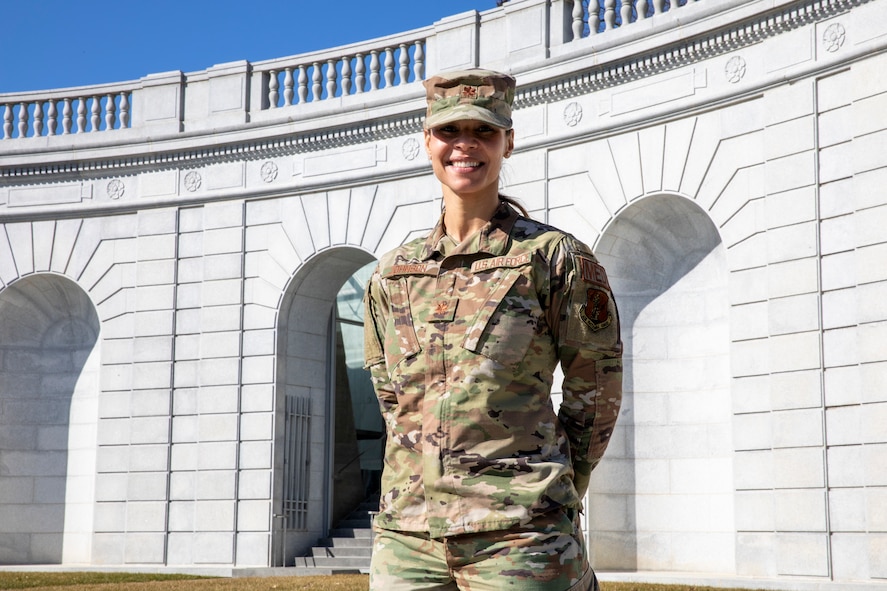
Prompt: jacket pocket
<box><xmin>383</xmin><ymin>278</ymin><xmax>421</xmax><ymax>372</ymax></box>
<box><xmin>462</xmin><ymin>268</ymin><xmax>538</xmax><ymax>369</ymax></box>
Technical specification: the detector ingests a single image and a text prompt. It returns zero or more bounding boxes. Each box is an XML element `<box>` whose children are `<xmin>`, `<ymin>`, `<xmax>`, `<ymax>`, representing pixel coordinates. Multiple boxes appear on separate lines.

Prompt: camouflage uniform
<box><xmin>364</xmin><ymin>202</ymin><xmax>622</xmax><ymax>589</ymax></box>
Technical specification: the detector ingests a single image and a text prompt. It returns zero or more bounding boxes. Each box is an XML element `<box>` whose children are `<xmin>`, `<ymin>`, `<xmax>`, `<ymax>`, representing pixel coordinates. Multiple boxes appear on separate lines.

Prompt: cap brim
<box><xmin>424</xmin><ymin>104</ymin><xmax>512</xmax><ymax>130</ymax></box>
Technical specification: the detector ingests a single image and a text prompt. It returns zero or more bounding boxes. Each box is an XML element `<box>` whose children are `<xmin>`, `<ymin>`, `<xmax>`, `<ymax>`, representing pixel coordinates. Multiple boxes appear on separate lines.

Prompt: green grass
<box><xmin>0</xmin><ymin>572</ymin><xmax>761</xmax><ymax>591</ymax></box>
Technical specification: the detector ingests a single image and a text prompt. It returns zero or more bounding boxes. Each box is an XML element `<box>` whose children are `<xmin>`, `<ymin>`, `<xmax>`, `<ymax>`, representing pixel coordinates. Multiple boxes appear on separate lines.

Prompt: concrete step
<box><xmin>319</xmin><ymin>536</ymin><xmax>374</xmax><ymax>548</ymax></box>
<box><xmin>311</xmin><ymin>545</ymin><xmax>373</xmax><ymax>558</ymax></box>
<box><xmin>291</xmin><ymin>496</ymin><xmax>379</xmax><ymax>573</ymax></box>
<box><xmin>312</xmin><ymin>555</ymin><xmax>372</xmax><ymax>568</ymax></box>
<box><xmin>329</xmin><ymin>527</ymin><xmax>374</xmax><ymax>539</ymax></box>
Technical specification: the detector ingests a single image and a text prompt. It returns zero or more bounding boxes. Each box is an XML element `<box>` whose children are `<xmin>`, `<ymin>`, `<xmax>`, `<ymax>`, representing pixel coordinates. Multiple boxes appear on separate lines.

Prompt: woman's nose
<box><xmin>453</xmin><ymin>133</ymin><xmax>478</xmax><ymax>149</ymax></box>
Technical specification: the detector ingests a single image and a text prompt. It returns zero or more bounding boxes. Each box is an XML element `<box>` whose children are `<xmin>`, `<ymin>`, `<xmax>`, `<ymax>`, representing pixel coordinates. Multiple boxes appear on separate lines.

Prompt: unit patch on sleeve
<box><xmin>580</xmin><ymin>288</ymin><xmax>613</xmax><ymax>332</ymax></box>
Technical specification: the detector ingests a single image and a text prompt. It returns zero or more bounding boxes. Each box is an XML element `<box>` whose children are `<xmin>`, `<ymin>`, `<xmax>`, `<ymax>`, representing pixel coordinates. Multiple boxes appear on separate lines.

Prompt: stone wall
<box><xmin>1</xmin><ymin>0</ymin><xmax>886</xmax><ymax>586</ymax></box>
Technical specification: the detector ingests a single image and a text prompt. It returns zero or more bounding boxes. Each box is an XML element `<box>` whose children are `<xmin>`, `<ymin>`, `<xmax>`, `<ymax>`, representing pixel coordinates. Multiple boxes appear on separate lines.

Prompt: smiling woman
<box><xmin>363</xmin><ymin>68</ymin><xmax>623</xmax><ymax>591</ymax></box>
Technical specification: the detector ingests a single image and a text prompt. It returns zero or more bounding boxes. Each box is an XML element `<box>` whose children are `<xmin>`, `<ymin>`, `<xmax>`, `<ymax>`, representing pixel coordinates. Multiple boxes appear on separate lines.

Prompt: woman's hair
<box><xmin>500</xmin><ymin>195</ymin><xmax>530</xmax><ymax>218</ymax></box>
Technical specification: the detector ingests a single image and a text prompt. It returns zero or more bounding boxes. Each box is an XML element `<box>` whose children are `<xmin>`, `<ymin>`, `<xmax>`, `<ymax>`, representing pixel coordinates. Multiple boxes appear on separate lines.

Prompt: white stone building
<box><xmin>1</xmin><ymin>0</ymin><xmax>886</xmax><ymax>588</ymax></box>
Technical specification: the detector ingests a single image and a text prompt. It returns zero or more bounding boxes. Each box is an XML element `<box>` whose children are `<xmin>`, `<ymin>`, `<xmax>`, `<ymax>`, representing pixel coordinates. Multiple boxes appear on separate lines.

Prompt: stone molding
<box><xmin>0</xmin><ymin>0</ymin><xmax>871</xmax><ymax>188</ymax></box>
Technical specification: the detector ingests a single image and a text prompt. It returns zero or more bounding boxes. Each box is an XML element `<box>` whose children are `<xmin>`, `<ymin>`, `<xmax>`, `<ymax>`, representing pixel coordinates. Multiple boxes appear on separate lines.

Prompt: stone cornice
<box><xmin>0</xmin><ymin>0</ymin><xmax>869</xmax><ymax>184</ymax></box>
<box><xmin>0</xmin><ymin>112</ymin><xmax>426</xmax><ymax>183</ymax></box>
<box><xmin>517</xmin><ymin>0</ymin><xmax>867</xmax><ymax>106</ymax></box>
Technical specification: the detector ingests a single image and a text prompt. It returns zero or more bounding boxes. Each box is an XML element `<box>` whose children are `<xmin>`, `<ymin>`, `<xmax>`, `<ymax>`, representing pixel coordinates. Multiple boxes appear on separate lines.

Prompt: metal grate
<box><xmin>283</xmin><ymin>395</ymin><xmax>311</xmax><ymax>531</ymax></box>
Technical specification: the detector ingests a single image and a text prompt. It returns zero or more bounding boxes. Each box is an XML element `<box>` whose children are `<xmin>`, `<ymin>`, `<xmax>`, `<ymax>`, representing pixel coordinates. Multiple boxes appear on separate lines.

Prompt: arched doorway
<box><xmin>0</xmin><ymin>274</ymin><xmax>100</xmax><ymax>565</ymax></box>
<box><xmin>273</xmin><ymin>247</ymin><xmax>380</xmax><ymax>566</ymax></box>
<box><xmin>589</xmin><ymin>194</ymin><xmax>734</xmax><ymax>573</ymax></box>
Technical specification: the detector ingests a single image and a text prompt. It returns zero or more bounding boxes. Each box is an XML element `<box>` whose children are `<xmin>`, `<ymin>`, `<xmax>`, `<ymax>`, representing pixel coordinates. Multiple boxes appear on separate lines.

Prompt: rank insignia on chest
<box><xmin>580</xmin><ymin>288</ymin><xmax>613</xmax><ymax>332</ymax></box>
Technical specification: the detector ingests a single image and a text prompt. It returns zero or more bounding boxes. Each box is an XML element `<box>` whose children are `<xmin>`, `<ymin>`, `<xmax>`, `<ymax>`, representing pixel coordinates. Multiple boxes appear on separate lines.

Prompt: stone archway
<box><xmin>272</xmin><ymin>246</ymin><xmax>378</xmax><ymax>566</ymax></box>
<box><xmin>0</xmin><ymin>274</ymin><xmax>100</xmax><ymax>565</ymax></box>
<box><xmin>588</xmin><ymin>194</ymin><xmax>734</xmax><ymax>573</ymax></box>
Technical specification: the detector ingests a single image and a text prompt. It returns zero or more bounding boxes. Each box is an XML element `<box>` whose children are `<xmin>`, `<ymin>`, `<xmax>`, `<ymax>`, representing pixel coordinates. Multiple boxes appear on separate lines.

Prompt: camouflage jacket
<box><xmin>363</xmin><ymin>202</ymin><xmax>622</xmax><ymax>538</ymax></box>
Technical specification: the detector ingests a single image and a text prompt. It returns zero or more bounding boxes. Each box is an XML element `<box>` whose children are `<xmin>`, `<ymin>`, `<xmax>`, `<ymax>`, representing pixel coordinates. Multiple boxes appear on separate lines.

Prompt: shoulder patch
<box><xmin>575</xmin><ymin>255</ymin><xmax>610</xmax><ymax>289</ymax></box>
<box><xmin>580</xmin><ymin>288</ymin><xmax>613</xmax><ymax>332</ymax></box>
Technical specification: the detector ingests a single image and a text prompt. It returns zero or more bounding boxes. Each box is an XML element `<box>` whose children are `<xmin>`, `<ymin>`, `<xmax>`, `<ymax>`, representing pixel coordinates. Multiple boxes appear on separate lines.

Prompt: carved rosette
<box><xmin>107</xmin><ymin>179</ymin><xmax>125</xmax><ymax>200</ymax></box>
<box><xmin>184</xmin><ymin>171</ymin><xmax>202</xmax><ymax>192</ymax></box>
<box><xmin>725</xmin><ymin>56</ymin><xmax>747</xmax><ymax>84</ymax></box>
<box><xmin>564</xmin><ymin>102</ymin><xmax>583</xmax><ymax>127</ymax></box>
<box><xmin>261</xmin><ymin>161</ymin><xmax>279</xmax><ymax>183</ymax></box>
<box><xmin>402</xmin><ymin>137</ymin><xmax>420</xmax><ymax>161</ymax></box>
<box><xmin>823</xmin><ymin>22</ymin><xmax>846</xmax><ymax>53</ymax></box>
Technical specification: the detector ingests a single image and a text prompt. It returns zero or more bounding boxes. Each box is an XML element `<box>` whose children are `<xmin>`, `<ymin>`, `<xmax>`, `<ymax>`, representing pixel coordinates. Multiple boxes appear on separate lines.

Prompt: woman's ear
<box><xmin>424</xmin><ymin>129</ymin><xmax>433</xmax><ymax>159</ymax></box>
<box><xmin>504</xmin><ymin>129</ymin><xmax>515</xmax><ymax>158</ymax></box>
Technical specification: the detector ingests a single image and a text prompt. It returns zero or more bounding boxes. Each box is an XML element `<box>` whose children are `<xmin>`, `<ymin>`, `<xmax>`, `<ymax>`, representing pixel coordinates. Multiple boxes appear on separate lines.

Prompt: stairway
<box><xmin>292</xmin><ymin>498</ymin><xmax>377</xmax><ymax>574</ymax></box>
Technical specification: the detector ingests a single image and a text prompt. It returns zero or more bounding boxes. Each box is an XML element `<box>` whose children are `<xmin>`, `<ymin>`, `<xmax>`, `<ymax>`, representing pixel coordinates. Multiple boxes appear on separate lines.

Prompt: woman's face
<box><xmin>424</xmin><ymin>119</ymin><xmax>514</xmax><ymax>201</ymax></box>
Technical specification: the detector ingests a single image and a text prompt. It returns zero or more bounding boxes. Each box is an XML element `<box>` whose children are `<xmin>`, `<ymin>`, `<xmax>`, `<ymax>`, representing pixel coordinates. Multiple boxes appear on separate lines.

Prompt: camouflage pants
<box><xmin>369</xmin><ymin>509</ymin><xmax>598</xmax><ymax>591</ymax></box>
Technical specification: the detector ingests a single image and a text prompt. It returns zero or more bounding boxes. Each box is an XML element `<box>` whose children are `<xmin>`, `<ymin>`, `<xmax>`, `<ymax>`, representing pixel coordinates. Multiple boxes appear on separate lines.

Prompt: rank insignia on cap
<box><xmin>580</xmin><ymin>288</ymin><xmax>613</xmax><ymax>332</ymax></box>
<box><xmin>460</xmin><ymin>85</ymin><xmax>478</xmax><ymax>99</ymax></box>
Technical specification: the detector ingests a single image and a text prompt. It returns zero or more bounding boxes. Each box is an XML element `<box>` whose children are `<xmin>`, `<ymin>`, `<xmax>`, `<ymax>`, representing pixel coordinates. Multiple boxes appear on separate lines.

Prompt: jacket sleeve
<box><xmin>363</xmin><ymin>267</ymin><xmax>398</xmax><ymax>411</ymax></box>
<box><xmin>549</xmin><ymin>235</ymin><xmax>623</xmax><ymax>498</ymax></box>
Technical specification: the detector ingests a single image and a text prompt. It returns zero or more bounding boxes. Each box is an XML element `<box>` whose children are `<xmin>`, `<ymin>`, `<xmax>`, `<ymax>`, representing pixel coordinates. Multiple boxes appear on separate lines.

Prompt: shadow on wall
<box><xmin>589</xmin><ymin>194</ymin><xmax>734</xmax><ymax>573</ymax></box>
<box><xmin>0</xmin><ymin>274</ymin><xmax>100</xmax><ymax>565</ymax></box>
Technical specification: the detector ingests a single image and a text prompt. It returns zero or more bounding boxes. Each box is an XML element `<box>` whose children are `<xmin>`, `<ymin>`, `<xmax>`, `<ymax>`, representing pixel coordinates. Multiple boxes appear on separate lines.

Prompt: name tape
<box><xmin>576</xmin><ymin>255</ymin><xmax>610</xmax><ymax>289</ymax></box>
<box><xmin>470</xmin><ymin>253</ymin><xmax>531</xmax><ymax>272</ymax></box>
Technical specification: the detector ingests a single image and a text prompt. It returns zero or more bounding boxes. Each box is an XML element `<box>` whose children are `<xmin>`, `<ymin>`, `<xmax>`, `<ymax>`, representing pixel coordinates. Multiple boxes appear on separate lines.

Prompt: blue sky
<box><xmin>0</xmin><ymin>0</ymin><xmax>492</xmax><ymax>94</ymax></box>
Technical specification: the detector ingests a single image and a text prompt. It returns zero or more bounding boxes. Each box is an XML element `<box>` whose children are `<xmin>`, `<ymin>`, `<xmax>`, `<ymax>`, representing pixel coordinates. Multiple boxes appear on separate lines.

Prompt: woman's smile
<box><xmin>448</xmin><ymin>159</ymin><xmax>483</xmax><ymax>170</ymax></box>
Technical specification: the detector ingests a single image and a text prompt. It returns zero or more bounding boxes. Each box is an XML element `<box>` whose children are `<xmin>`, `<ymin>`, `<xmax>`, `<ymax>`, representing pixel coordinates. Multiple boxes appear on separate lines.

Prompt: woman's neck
<box><xmin>441</xmin><ymin>190</ymin><xmax>500</xmax><ymax>243</ymax></box>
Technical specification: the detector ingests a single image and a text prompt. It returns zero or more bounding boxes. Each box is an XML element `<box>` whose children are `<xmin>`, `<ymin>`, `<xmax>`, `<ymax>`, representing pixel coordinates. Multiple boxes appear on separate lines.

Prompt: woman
<box><xmin>364</xmin><ymin>69</ymin><xmax>622</xmax><ymax>591</ymax></box>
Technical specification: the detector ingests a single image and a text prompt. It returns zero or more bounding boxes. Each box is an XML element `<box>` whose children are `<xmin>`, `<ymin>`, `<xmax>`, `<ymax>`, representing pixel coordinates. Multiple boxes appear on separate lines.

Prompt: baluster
<box><xmin>326</xmin><ymin>59</ymin><xmax>338</xmax><ymax>98</ymax></box>
<box><xmin>298</xmin><ymin>65</ymin><xmax>309</xmax><ymax>103</ymax></box>
<box><xmin>355</xmin><ymin>53</ymin><xmax>366</xmax><ymax>93</ymax></box>
<box><xmin>77</xmin><ymin>98</ymin><xmax>87</xmax><ymax>133</ymax></box>
<box><xmin>572</xmin><ymin>0</ymin><xmax>585</xmax><ymax>39</ymax></box>
<box><xmin>652</xmin><ymin>0</ymin><xmax>665</xmax><ymax>15</ymax></box>
<box><xmin>119</xmin><ymin>92</ymin><xmax>129</xmax><ymax>127</ymax></box>
<box><xmin>47</xmin><ymin>100</ymin><xmax>58</xmax><ymax>136</ymax></box>
<box><xmin>398</xmin><ymin>43</ymin><xmax>410</xmax><ymax>84</ymax></box>
<box><xmin>3</xmin><ymin>104</ymin><xmax>12</xmax><ymax>139</ymax></box>
<box><xmin>269</xmin><ymin>69</ymin><xmax>279</xmax><ymax>108</ymax></box>
<box><xmin>591</xmin><ymin>1</ymin><xmax>603</xmax><ymax>35</ymax></box>
<box><xmin>63</xmin><ymin>98</ymin><xmax>73</xmax><ymax>134</ymax></box>
<box><xmin>621</xmin><ymin>0</ymin><xmax>634</xmax><ymax>26</ymax></box>
<box><xmin>33</xmin><ymin>102</ymin><xmax>44</xmax><ymax>136</ymax></box>
<box><xmin>18</xmin><ymin>102</ymin><xmax>28</xmax><ymax>138</ymax></box>
<box><xmin>384</xmin><ymin>48</ymin><xmax>396</xmax><ymax>88</ymax></box>
<box><xmin>91</xmin><ymin>96</ymin><xmax>101</xmax><ymax>131</ymax></box>
<box><xmin>283</xmin><ymin>68</ymin><xmax>295</xmax><ymax>106</ymax></box>
<box><xmin>105</xmin><ymin>93</ymin><xmax>116</xmax><ymax>129</ymax></box>
<box><xmin>341</xmin><ymin>57</ymin><xmax>352</xmax><ymax>96</ymax></box>
<box><xmin>370</xmin><ymin>50</ymin><xmax>381</xmax><ymax>90</ymax></box>
<box><xmin>312</xmin><ymin>62</ymin><xmax>323</xmax><ymax>100</ymax></box>
<box><xmin>636</xmin><ymin>0</ymin><xmax>648</xmax><ymax>19</ymax></box>
<box><xmin>604</xmin><ymin>0</ymin><xmax>616</xmax><ymax>30</ymax></box>
<box><xmin>413</xmin><ymin>41</ymin><xmax>425</xmax><ymax>80</ymax></box>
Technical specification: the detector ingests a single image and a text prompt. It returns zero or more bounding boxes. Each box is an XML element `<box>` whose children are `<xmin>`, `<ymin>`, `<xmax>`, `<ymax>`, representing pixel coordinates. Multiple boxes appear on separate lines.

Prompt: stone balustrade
<box><xmin>2</xmin><ymin>85</ymin><xmax>133</xmax><ymax>139</ymax></box>
<box><xmin>260</xmin><ymin>39</ymin><xmax>427</xmax><ymax>109</ymax></box>
<box><xmin>0</xmin><ymin>0</ymin><xmax>701</xmax><ymax>142</ymax></box>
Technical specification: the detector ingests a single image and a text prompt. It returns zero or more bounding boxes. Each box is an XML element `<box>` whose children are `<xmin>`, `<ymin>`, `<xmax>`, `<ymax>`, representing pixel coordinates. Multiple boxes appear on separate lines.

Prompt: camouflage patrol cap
<box><xmin>423</xmin><ymin>68</ymin><xmax>516</xmax><ymax>130</ymax></box>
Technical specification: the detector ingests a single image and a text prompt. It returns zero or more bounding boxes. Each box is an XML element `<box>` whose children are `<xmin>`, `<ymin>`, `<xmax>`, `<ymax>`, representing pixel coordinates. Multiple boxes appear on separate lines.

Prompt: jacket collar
<box><xmin>420</xmin><ymin>200</ymin><xmax>519</xmax><ymax>261</ymax></box>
